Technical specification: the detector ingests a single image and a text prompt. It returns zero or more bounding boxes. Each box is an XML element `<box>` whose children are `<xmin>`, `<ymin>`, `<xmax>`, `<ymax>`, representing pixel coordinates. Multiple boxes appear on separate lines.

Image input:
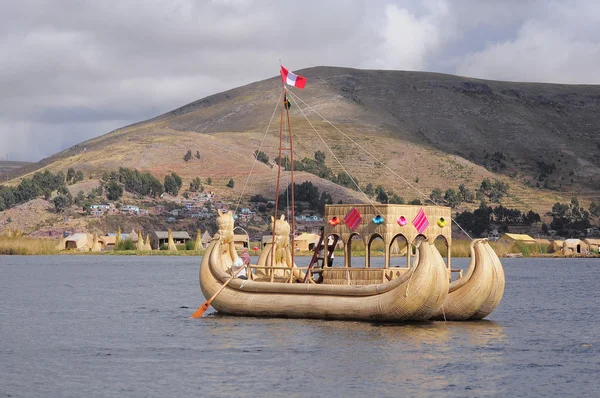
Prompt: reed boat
<box><xmin>194</xmin><ymin>65</ymin><xmax>505</xmax><ymax>321</ymax></box>
<box><xmin>200</xmin><ymin>208</ymin><xmax>449</xmax><ymax>321</ymax></box>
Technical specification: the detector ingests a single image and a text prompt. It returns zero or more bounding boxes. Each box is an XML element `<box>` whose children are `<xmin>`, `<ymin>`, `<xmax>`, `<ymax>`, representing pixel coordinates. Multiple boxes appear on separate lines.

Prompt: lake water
<box><xmin>1</xmin><ymin>255</ymin><xmax>599</xmax><ymax>397</ymax></box>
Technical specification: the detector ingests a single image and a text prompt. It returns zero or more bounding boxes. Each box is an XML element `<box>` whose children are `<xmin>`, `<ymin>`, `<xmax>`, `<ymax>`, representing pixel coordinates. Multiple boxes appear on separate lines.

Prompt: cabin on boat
<box><xmin>323</xmin><ymin>204</ymin><xmax>452</xmax><ymax>269</ymax></box>
<box><xmin>563</xmin><ymin>239</ymin><xmax>587</xmax><ymax>255</ymax></box>
<box><xmin>63</xmin><ymin>233</ymin><xmax>93</xmax><ymax>251</ymax></box>
<box><xmin>293</xmin><ymin>233</ymin><xmax>320</xmax><ymax>251</ymax></box>
<box><xmin>583</xmin><ymin>238</ymin><xmax>600</xmax><ymax>253</ymax></box>
<box><xmin>151</xmin><ymin>231</ymin><xmax>192</xmax><ymax>249</ymax></box>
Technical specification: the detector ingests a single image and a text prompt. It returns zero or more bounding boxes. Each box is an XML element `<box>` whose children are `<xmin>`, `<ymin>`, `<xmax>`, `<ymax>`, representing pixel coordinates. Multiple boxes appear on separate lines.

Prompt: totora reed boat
<box><xmin>195</xmin><ymin>65</ymin><xmax>505</xmax><ymax>322</ymax></box>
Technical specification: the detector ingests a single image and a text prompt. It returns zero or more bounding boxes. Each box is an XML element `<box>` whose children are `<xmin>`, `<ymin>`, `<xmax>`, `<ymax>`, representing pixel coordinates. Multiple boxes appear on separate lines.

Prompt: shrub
<box><xmin>116</xmin><ymin>239</ymin><xmax>135</xmax><ymax>251</ymax></box>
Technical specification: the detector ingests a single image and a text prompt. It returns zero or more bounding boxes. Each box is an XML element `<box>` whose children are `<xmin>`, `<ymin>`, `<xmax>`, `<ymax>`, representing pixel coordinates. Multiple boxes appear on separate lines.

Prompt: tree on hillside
<box><xmin>106</xmin><ymin>181</ymin><xmax>123</xmax><ymax>201</ymax></box>
<box><xmin>389</xmin><ymin>194</ymin><xmax>404</xmax><ymax>204</ymax></box>
<box><xmin>429</xmin><ymin>188</ymin><xmax>443</xmax><ymax>204</ymax></box>
<box><xmin>365</xmin><ymin>183</ymin><xmax>374</xmax><ymax>196</ymax></box>
<box><xmin>190</xmin><ymin>177</ymin><xmax>202</xmax><ymax>192</ymax></box>
<box><xmin>66</xmin><ymin>168</ymin><xmax>75</xmax><ymax>183</ymax></box>
<box><xmin>590</xmin><ymin>201</ymin><xmax>600</xmax><ymax>217</ymax></box>
<box><xmin>184</xmin><ymin>150</ymin><xmax>192</xmax><ymax>162</ymax></box>
<box><xmin>254</xmin><ymin>150</ymin><xmax>270</xmax><ymax>165</ymax></box>
<box><xmin>444</xmin><ymin>188</ymin><xmax>462</xmax><ymax>208</ymax></box>
<box><xmin>207</xmin><ymin>177</ymin><xmax>212</xmax><ymax>185</ymax></box>
<box><xmin>171</xmin><ymin>172</ymin><xmax>182</xmax><ymax>190</ymax></box>
<box><xmin>376</xmin><ymin>189</ymin><xmax>388</xmax><ymax>204</ymax></box>
<box><xmin>226</xmin><ymin>178</ymin><xmax>235</xmax><ymax>188</ymax></box>
<box><xmin>75</xmin><ymin>170</ymin><xmax>84</xmax><ymax>182</ymax></box>
<box><xmin>53</xmin><ymin>194</ymin><xmax>72</xmax><ymax>213</ymax></box>
<box><xmin>195</xmin><ymin>150</ymin><xmax>201</xmax><ymax>159</ymax></box>
<box><xmin>459</xmin><ymin>184</ymin><xmax>474</xmax><ymax>203</ymax></box>
<box><xmin>164</xmin><ymin>175</ymin><xmax>179</xmax><ymax>196</ymax></box>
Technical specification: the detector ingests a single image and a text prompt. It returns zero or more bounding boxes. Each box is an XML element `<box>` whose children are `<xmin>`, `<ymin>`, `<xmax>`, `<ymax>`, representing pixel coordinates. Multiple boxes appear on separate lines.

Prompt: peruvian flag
<box><xmin>280</xmin><ymin>65</ymin><xmax>307</xmax><ymax>89</ymax></box>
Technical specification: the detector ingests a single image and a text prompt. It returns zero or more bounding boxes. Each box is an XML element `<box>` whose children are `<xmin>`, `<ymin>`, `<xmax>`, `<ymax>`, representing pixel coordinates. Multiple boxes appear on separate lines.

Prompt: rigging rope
<box><xmin>233</xmin><ymin>90</ymin><xmax>283</xmax><ymax>215</ymax></box>
<box><xmin>286</xmin><ymin>89</ymin><xmax>474</xmax><ymax>241</ymax></box>
<box><xmin>286</xmin><ymin>90</ymin><xmax>385</xmax><ymax>219</ymax></box>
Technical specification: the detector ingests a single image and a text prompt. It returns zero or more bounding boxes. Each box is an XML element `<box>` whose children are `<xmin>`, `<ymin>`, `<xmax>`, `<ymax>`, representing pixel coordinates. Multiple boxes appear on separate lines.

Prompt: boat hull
<box><xmin>199</xmin><ymin>237</ymin><xmax>449</xmax><ymax>322</ymax></box>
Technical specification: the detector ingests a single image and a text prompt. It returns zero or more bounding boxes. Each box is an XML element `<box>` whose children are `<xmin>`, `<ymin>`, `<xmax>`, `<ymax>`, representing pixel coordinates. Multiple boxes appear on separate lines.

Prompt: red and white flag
<box><xmin>280</xmin><ymin>65</ymin><xmax>306</xmax><ymax>89</ymax></box>
<box><xmin>412</xmin><ymin>208</ymin><xmax>429</xmax><ymax>234</ymax></box>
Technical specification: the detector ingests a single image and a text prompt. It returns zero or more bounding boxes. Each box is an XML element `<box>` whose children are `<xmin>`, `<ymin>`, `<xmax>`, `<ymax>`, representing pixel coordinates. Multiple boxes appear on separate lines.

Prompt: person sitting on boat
<box><xmin>231</xmin><ymin>256</ymin><xmax>247</xmax><ymax>280</ymax></box>
<box><xmin>240</xmin><ymin>249</ymin><xmax>251</xmax><ymax>267</ymax></box>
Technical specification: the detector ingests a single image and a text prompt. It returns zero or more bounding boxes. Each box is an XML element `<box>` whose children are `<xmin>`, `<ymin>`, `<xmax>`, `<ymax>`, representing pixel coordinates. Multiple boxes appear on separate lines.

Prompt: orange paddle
<box><xmin>190</xmin><ymin>267</ymin><xmax>245</xmax><ymax>318</ymax></box>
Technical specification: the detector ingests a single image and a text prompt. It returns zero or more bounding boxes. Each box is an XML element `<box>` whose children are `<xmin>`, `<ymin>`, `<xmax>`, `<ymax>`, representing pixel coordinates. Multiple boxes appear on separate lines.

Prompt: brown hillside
<box><xmin>9</xmin><ymin>66</ymin><xmax>600</xmax><ymax>216</ymax></box>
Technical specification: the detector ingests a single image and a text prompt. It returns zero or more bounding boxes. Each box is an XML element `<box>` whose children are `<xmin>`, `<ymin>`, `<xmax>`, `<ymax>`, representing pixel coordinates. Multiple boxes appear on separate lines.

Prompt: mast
<box><xmin>270</xmin><ymin>86</ymin><xmax>296</xmax><ymax>278</ymax></box>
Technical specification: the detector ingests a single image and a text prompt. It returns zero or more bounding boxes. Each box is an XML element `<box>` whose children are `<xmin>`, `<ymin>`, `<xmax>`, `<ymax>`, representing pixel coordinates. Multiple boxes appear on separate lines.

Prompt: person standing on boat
<box><xmin>326</xmin><ymin>235</ymin><xmax>335</xmax><ymax>267</ymax></box>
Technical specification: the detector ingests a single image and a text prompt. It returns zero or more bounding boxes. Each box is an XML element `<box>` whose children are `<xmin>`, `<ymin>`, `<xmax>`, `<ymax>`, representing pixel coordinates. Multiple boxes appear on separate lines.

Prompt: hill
<box><xmin>0</xmin><ymin>161</ymin><xmax>32</xmax><ymax>182</ymax></box>
<box><xmin>5</xmin><ymin>66</ymin><xmax>600</xmax><ymax>217</ymax></box>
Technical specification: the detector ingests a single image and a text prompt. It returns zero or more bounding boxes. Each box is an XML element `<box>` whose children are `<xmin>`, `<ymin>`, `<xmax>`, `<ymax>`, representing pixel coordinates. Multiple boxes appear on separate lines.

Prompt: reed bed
<box><xmin>0</xmin><ymin>236</ymin><xmax>60</xmax><ymax>255</ymax></box>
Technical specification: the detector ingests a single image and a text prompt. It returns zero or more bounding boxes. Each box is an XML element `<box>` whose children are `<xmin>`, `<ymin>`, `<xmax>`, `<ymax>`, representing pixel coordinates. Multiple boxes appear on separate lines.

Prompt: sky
<box><xmin>1</xmin><ymin>0</ymin><xmax>599</xmax><ymax>161</ymax></box>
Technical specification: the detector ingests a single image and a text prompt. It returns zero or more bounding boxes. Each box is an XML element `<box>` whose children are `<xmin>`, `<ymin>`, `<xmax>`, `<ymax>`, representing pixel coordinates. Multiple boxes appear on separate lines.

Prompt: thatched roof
<box><xmin>201</xmin><ymin>230</ymin><xmax>212</xmax><ymax>243</ymax></box>
<box><xmin>233</xmin><ymin>234</ymin><xmax>249</xmax><ymax>242</ymax></box>
<box><xmin>294</xmin><ymin>233</ymin><xmax>320</xmax><ymax>243</ymax></box>
<box><xmin>501</xmin><ymin>233</ymin><xmax>535</xmax><ymax>242</ymax></box>
<box><xmin>564</xmin><ymin>239</ymin><xmax>584</xmax><ymax>248</ymax></box>
<box><xmin>99</xmin><ymin>236</ymin><xmax>116</xmax><ymax>245</ymax></box>
<box><xmin>65</xmin><ymin>233</ymin><xmax>93</xmax><ymax>250</ymax></box>
<box><xmin>154</xmin><ymin>231</ymin><xmax>191</xmax><ymax>240</ymax></box>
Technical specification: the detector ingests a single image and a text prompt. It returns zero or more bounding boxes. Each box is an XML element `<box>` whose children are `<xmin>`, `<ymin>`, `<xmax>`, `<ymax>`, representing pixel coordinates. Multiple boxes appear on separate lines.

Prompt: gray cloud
<box><xmin>0</xmin><ymin>0</ymin><xmax>598</xmax><ymax>161</ymax></box>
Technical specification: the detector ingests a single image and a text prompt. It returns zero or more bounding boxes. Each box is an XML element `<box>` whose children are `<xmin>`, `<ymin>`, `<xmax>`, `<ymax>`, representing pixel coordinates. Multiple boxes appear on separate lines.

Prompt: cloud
<box><xmin>0</xmin><ymin>0</ymin><xmax>599</xmax><ymax>161</ymax></box>
<box><xmin>456</xmin><ymin>2</ymin><xmax>600</xmax><ymax>83</ymax></box>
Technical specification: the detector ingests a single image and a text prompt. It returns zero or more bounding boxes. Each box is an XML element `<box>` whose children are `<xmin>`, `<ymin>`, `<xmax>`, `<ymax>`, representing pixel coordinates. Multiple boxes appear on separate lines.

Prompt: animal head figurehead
<box><xmin>217</xmin><ymin>209</ymin><xmax>234</xmax><ymax>242</ymax></box>
<box><xmin>271</xmin><ymin>214</ymin><xmax>290</xmax><ymax>237</ymax></box>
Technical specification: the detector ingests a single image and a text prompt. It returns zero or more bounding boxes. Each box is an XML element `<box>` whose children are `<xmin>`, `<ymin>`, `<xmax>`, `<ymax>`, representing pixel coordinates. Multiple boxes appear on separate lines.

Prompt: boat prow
<box><xmin>431</xmin><ymin>239</ymin><xmax>505</xmax><ymax>321</ymax></box>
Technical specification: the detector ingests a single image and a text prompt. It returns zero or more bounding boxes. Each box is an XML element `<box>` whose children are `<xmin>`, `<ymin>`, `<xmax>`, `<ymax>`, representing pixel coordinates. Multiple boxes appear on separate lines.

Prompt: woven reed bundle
<box><xmin>167</xmin><ymin>229</ymin><xmax>177</xmax><ymax>251</ymax></box>
<box><xmin>115</xmin><ymin>227</ymin><xmax>121</xmax><ymax>246</ymax></box>
<box><xmin>56</xmin><ymin>236</ymin><xmax>66</xmax><ymax>251</ymax></box>
<box><xmin>194</xmin><ymin>229</ymin><xmax>202</xmax><ymax>252</ymax></box>
<box><xmin>91</xmin><ymin>233</ymin><xmax>102</xmax><ymax>252</ymax></box>
<box><xmin>469</xmin><ymin>242</ymin><xmax>505</xmax><ymax>319</ymax></box>
<box><xmin>136</xmin><ymin>230</ymin><xmax>145</xmax><ymax>251</ymax></box>
<box><xmin>144</xmin><ymin>234</ymin><xmax>152</xmax><ymax>251</ymax></box>
<box><xmin>430</xmin><ymin>239</ymin><xmax>501</xmax><ymax>320</ymax></box>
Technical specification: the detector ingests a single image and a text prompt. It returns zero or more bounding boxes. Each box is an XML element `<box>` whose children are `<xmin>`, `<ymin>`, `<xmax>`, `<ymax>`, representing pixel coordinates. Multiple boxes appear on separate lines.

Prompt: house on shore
<box><xmin>497</xmin><ymin>233</ymin><xmax>536</xmax><ymax>245</ymax></box>
<box><xmin>233</xmin><ymin>234</ymin><xmax>249</xmax><ymax>250</ymax></box>
<box><xmin>583</xmin><ymin>238</ymin><xmax>600</xmax><ymax>253</ymax></box>
<box><xmin>63</xmin><ymin>233</ymin><xmax>93</xmax><ymax>251</ymax></box>
<box><xmin>293</xmin><ymin>233</ymin><xmax>320</xmax><ymax>251</ymax></box>
<box><xmin>563</xmin><ymin>239</ymin><xmax>587</xmax><ymax>255</ymax></box>
<box><xmin>151</xmin><ymin>231</ymin><xmax>192</xmax><ymax>249</ymax></box>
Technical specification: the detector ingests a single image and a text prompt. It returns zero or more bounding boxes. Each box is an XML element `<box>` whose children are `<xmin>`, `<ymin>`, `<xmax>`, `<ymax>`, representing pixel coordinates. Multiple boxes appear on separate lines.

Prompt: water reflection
<box><xmin>202</xmin><ymin>313</ymin><xmax>508</xmax><ymax>394</ymax></box>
